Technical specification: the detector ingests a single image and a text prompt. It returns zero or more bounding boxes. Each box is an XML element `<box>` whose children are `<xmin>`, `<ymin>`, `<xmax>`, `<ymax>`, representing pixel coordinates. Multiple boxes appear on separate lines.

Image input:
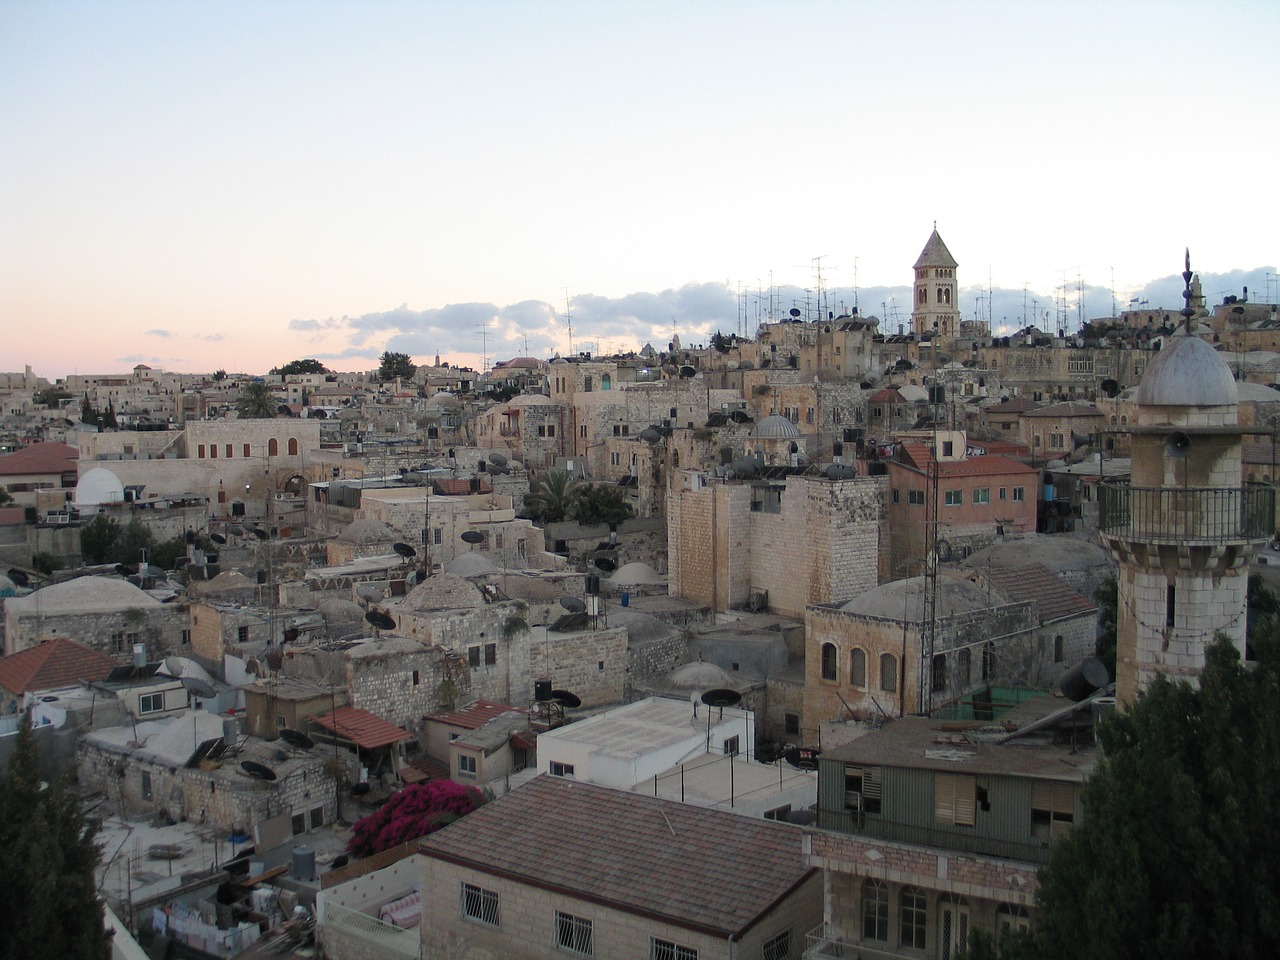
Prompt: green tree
<box><xmin>150</xmin><ymin>534</ymin><xmax>190</xmax><ymax>570</ymax></box>
<box><xmin>273</xmin><ymin>358</ymin><xmax>329</xmax><ymax>376</ymax></box>
<box><xmin>80</xmin><ymin>515</ymin><xmax>120</xmax><ymax>564</ymax></box>
<box><xmin>0</xmin><ymin>719</ymin><xmax>110</xmax><ymax>960</ymax></box>
<box><xmin>1093</xmin><ymin>577</ymin><xmax>1117</xmax><ymax>677</ymax></box>
<box><xmin>524</xmin><ymin>469</ymin><xmax>578</xmax><ymax>523</ymax></box>
<box><xmin>236</xmin><ymin>381</ymin><xmax>279</xmax><ymax>419</ymax></box>
<box><xmin>0</xmin><ymin>485</ymin><xmax>13</xmax><ymax>506</ymax></box>
<box><xmin>212</xmin><ymin>369</ymin><xmax>227</xmax><ymax>381</ymax></box>
<box><xmin>112</xmin><ymin>518</ymin><xmax>155</xmax><ymax>566</ymax></box>
<box><xmin>378</xmin><ymin>351</ymin><xmax>417</xmax><ymax>381</ymax></box>
<box><xmin>30</xmin><ymin>552</ymin><xmax>60</xmax><ymax>576</ymax></box>
<box><xmin>1032</xmin><ymin>632</ymin><xmax>1280</xmax><ymax>960</ymax></box>
<box><xmin>568</xmin><ymin>483</ymin><xmax>634</xmax><ymax>527</ymax></box>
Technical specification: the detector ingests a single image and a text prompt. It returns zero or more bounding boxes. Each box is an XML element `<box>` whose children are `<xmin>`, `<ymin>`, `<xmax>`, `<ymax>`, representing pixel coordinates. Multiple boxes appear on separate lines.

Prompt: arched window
<box><xmin>600</xmin><ymin>374</ymin><xmax>612</xmax><ymax>391</ymax></box>
<box><xmin>862</xmin><ymin>879</ymin><xmax>889</xmax><ymax>942</ymax></box>
<box><xmin>821</xmin><ymin>643</ymin><xmax>837</xmax><ymax>681</ymax></box>
<box><xmin>918</xmin><ymin>287</ymin><xmax>927</xmax><ymax>304</ymax></box>
<box><xmin>672</xmin><ymin>450</ymin><xmax>679</xmax><ymax>468</ymax></box>
<box><xmin>287</xmin><ymin>437</ymin><xmax>298</xmax><ymax>456</ymax></box>
<box><xmin>880</xmin><ymin>654</ymin><xmax>897</xmax><ymax>693</ymax></box>
<box><xmin>944</xmin><ymin>287</ymin><xmax>951</xmax><ymax>305</ymax></box>
<box><xmin>268</xmin><ymin>438</ymin><xmax>279</xmax><ymax>456</ymax></box>
<box><xmin>850</xmin><ymin>648</ymin><xmax>866</xmax><ymax>687</ymax></box>
<box><xmin>957</xmin><ymin>648</ymin><xmax>972</xmax><ymax>685</ymax></box>
<box><xmin>900</xmin><ymin>886</ymin><xmax>927</xmax><ymax>949</ymax></box>
<box><xmin>931</xmin><ymin>653</ymin><xmax>947</xmax><ymax>693</ymax></box>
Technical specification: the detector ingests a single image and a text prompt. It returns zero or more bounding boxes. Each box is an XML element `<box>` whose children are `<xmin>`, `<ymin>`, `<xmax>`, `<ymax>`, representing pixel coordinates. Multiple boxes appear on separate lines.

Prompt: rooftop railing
<box><xmin>1098</xmin><ymin>482</ymin><xmax>1273</xmax><ymax>545</ymax></box>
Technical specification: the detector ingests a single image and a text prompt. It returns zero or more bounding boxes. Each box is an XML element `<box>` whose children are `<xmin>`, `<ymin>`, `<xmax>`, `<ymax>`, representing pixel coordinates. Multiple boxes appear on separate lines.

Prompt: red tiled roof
<box><xmin>896</xmin><ymin>443</ymin><xmax>1036</xmax><ymax>478</ymax></box>
<box><xmin>868</xmin><ymin>387</ymin><xmax>904</xmax><ymax>403</ymax></box>
<box><xmin>985</xmin><ymin>396</ymin><xmax>1043</xmax><ymax>415</ymax></box>
<box><xmin>0</xmin><ymin>638</ymin><xmax>116</xmax><ymax>695</ymax></box>
<box><xmin>979</xmin><ymin>564</ymin><xmax>1097</xmax><ymax>624</ymax></box>
<box><xmin>0</xmin><ymin>442</ymin><xmax>78</xmax><ymax>476</ymax></box>
<box><xmin>425</xmin><ymin>698</ymin><xmax>521</xmax><ymax>729</ymax></box>
<box><xmin>420</xmin><ymin>776</ymin><xmax>815</xmax><ymax>939</ymax></box>
<box><xmin>309</xmin><ymin>706</ymin><xmax>411</xmax><ymax>749</ymax></box>
<box><xmin>433</xmin><ymin>477</ymin><xmax>492</xmax><ymax>496</ymax></box>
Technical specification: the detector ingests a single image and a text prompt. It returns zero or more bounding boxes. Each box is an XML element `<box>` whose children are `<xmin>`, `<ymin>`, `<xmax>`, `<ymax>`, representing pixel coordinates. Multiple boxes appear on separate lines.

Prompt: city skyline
<box><xmin>3</xmin><ymin>1</ymin><xmax>1277</xmax><ymax>379</ymax></box>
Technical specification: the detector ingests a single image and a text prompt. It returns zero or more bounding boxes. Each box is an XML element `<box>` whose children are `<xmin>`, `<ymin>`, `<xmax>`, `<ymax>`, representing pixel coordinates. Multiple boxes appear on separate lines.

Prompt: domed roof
<box><xmin>839</xmin><ymin>576</ymin><xmax>1003</xmax><ymax>621</ymax></box>
<box><xmin>504</xmin><ymin>393</ymin><xmax>556</xmax><ymax>406</ymax></box>
<box><xmin>74</xmin><ymin>467</ymin><xmax>125</xmax><ymax>507</ymax></box>
<box><xmin>446</xmin><ymin>552</ymin><xmax>498</xmax><ymax>577</ymax></box>
<box><xmin>336</xmin><ymin>518</ymin><xmax>396</xmax><ymax>544</ymax></box>
<box><xmin>607</xmin><ymin>561</ymin><xmax>665</xmax><ymax>586</ymax></box>
<box><xmin>1135</xmin><ymin>333</ymin><xmax>1237</xmax><ymax>407</ymax></box>
<box><xmin>752</xmin><ymin>415</ymin><xmax>802</xmax><ymax>439</ymax></box>
<box><xmin>667</xmin><ymin>661</ymin><xmax>737</xmax><ymax>691</ymax></box>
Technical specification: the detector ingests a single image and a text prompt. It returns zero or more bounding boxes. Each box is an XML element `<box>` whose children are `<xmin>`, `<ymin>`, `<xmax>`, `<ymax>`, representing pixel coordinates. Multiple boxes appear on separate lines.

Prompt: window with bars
<box><xmin>935</xmin><ymin>772</ymin><xmax>977</xmax><ymax>826</ymax></box>
<box><xmin>650</xmin><ymin>937</ymin><xmax>697</xmax><ymax>960</ymax></box>
<box><xmin>461</xmin><ymin>883</ymin><xmax>500</xmax><ymax>927</ymax></box>
<box><xmin>484</xmin><ymin>643</ymin><xmax>497</xmax><ymax>665</ymax></box>
<box><xmin>850</xmin><ymin>648</ymin><xmax>867</xmax><ymax>687</ymax></box>
<box><xmin>555</xmin><ymin>911</ymin><xmax>593</xmax><ymax>955</ymax></box>
<box><xmin>762</xmin><ymin>929</ymin><xmax>793</xmax><ymax>960</ymax></box>
<box><xmin>861</xmin><ymin>879</ymin><xmax>888</xmax><ymax>941</ymax></box>
<box><xmin>821</xmin><ymin>642</ymin><xmax>837</xmax><ymax>681</ymax></box>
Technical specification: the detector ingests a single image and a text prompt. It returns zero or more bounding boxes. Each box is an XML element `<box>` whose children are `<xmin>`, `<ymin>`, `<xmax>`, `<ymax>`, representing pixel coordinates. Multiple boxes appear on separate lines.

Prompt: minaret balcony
<box><xmin>1099</xmin><ymin>481</ymin><xmax>1274</xmax><ymax>545</ymax></box>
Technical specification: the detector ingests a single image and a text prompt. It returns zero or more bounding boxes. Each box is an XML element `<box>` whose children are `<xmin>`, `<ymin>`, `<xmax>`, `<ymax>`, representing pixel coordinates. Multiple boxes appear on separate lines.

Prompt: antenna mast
<box><xmin>563</xmin><ymin>288</ymin><xmax>574</xmax><ymax>356</ymax></box>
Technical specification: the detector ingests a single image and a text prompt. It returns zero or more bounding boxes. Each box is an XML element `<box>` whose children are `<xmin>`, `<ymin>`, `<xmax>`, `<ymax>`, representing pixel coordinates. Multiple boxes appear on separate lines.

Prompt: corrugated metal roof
<box><xmin>420</xmin><ymin>776</ymin><xmax>815</xmax><ymax>938</ymax></box>
<box><xmin>425</xmin><ymin>698</ymin><xmax>521</xmax><ymax>730</ymax></box>
<box><xmin>309</xmin><ymin>706</ymin><xmax>411</xmax><ymax>749</ymax></box>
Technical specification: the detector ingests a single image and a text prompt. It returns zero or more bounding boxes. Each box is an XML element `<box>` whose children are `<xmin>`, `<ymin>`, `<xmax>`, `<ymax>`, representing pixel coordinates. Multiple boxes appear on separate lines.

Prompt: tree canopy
<box><xmin>347</xmin><ymin>780</ymin><xmax>486</xmax><ymax>857</ymax></box>
<box><xmin>569</xmin><ymin>482</ymin><xmax>634</xmax><ymax>527</ymax></box>
<box><xmin>524</xmin><ymin>469</ymin><xmax>577</xmax><ymax>524</ymax></box>
<box><xmin>236</xmin><ymin>381</ymin><xmax>279</xmax><ymax>418</ymax></box>
<box><xmin>1031</xmin><ymin>632</ymin><xmax>1280</xmax><ymax>960</ymax></box>
<box><xmin>378</xmin><ymin>351</ymin><xmax>417</xmax><ymax>381</ymax></box>
<box><xmin>272</xmin><ymin>358</ymin><xmax>329</xmax><ymax>376</ymax></box>
<box><xmin>0</xmin><ymin>720</ymin><xmax>110</xmax><ymax>960</ymax></box>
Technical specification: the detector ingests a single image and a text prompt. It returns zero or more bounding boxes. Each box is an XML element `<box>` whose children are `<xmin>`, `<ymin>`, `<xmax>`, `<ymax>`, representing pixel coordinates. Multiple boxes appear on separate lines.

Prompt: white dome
<box><xmin>752</xmin><ymin>415</ymin><xmax>802</xmax><ymax>439</ymax></box>
<box><xmin>1135</xmin><ymin>334</ymin><xmax>1237</xmax><ymax>408</ymax></box>
<box><xmin>74</xmin><ymin>467</ymin><xmax>125</xmax><ymax>507</ymax></box>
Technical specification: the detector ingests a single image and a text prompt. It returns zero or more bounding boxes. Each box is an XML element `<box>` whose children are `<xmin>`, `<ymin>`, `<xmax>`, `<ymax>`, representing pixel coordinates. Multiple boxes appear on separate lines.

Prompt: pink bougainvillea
<box><xmin>347</xmin><ymin>780</ymin><xmax>487</xmax><ymax>857</ymax></box>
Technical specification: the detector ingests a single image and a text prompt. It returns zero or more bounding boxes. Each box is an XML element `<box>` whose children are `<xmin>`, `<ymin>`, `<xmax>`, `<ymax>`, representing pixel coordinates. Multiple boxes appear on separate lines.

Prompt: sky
<box><xmin>2</xmin><ymin>1</ymin><xmax>1277</xmax><ymax>380</ymax></box>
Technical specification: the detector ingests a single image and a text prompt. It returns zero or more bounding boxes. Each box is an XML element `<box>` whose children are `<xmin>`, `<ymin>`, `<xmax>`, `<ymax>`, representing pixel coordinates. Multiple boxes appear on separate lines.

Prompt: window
<box><xmin>197</xmin><ymin>444</ymin><xmax>206</xmax><ymax>459</ymax></box>
<box><xmin>1012</xmin><ymin>486</ymin><xmax>1025</xmax><ymax>501</ymax></box>
<box><xmin>458</xmin><ymin>754</ymin><xmax>477</xmax><ymax>777</ymax></box>
<box><xmin>880</xmin><ymin>654</ymin><xmax>898</xmax><ymax>693</ymax></box>
<box><xmin>292</xmin><ymin>813</ymin><xmax>306</xmax><ymax>834</ymax></box>
<box><xmin>433</xmin><ymin>528</ymin><xmax>443</xmax><ymax>545</ymax></box>
<box><xmin>237</xmin><ymin>625</ymin><xmax>250</xmax><ymax>643</ymax></box>
<box><xmin>908</xmin><ymin>489</ymin><xmax>925</xmax><ymax>505</ymax></box>
<box><xmin>288</xmin><ymin>437</ymin><xmax>299</xmax><ymax>455</ymax></box>
<box><xmin>310</xmin><ymin>807</ymin><xmax>324</xmax><ymax>829</ymax></box>
<box><xmin>1053</xmin><ymin>635</ymin><xmax>1064</xmax><ymax>663</ymax></box>
<box><xmin>900</xmin><ymin>887</ymin><xmax>927</xmax><ymax>949</ymax></box>
<box><xmin>650</xmin><ymin>938</ymin><xmax>696</xmax><ymax>960</ymax></box>
<box><xmin>412</xmin><ymin>669</ymin><xmax>420</xmax><ymax>686</ymax></box>
<box><xmin>139</xmin><ymin>692</ymin><xmax>164</xmax><ymax>715</ymax></box>
<box><xmin>468</xmin><ymin>646</ymin><xmax>481</xmax><ymax>668</ymax></box>
<box><xmin>243</xmin><ymin>443</ymin><xmax>251</xmax><ymax>457</ymax></box>
<box><xmin>555</xmin><ymin>911</ymin><xmax>593</xmax><ymax>955</ymax></box>
<box><xmin>945</xmin><ymin>489</ymin><xmax>962</xmax><ymax>506</ymax></box>
<box><xmin>549</xmin><ymin>761</ymin><xmax>575</xmax><ymax>778</ymax></box>
<box><xmin>1032</xmin><ymin>781</ymin><xmax>1076</xmax><ymax>842</ymax></box>
<box><xmin>762</xmin><ymin>929</ymin><xmax>793</xmax><ymax>960</ymax></box>
<box><xmin>1166</xmin><ymin>583</ymin><xmax>1176</xmax><ymax>630</ymax></box>
<box><xmin>932</xmin><ymin>653</ymin><xmax>947</xmax><ymax>693</ymax></box>
<box><xmin>210</xmin><ymin>444</ymin><xmax>217</xmax><ymax>458</ymax></box>
<box><xmin>268</xmin><ymin>438</ymin><xmax>279</xmax><ymax>456</ymax></box>
<box><xmin>935</xmin><ymin>772</ymin><xmax>977</xmax><ymax>826</ymax></box>
<box><xmin>999</xmin><ymin>487</ymin><xmax>1007</xmax><ymax>500</ymax></box>
<box><xmin>821</xmin><ymin>642</ymin><xmax>837</xmax><ymax>681</ymax></box>
<box><xmin>784</xmin><ymin>712</ymin><xmax>800</xmax><ymax>736</ymax></box>
<box><xmin>763</xmin><ymin>805</ymin><xmax>791</xmax><ymax>822</ymax></box>
<box><xmin>850</xmin><ymin>648</ymin><xmax>866</xmax><ymax>686</ymax></box>
<box><xmin>972</xmin><ymin>487</ymin><xmax>990</xmax><ymax>504</ymax></box>
<box><xmin>892</xmin><ymin>489</ymin><xmax>900</xmax><ymax>504</ymax></box>
<box><xmin>484</xmin><ymin>643</ymin><xmax>497</xmax><ymax>665</ymax></box>
<box><xmin>957</xmin><ymin>648</ymin><xmax>971</xmax><ymax>685</ymax></box>
<box><xmin>942</xmin><ymin>440</ymin><xmax>954</xmax><ymax>457</ymax></box>
<box><xmin>998</xmin><ymin>904</ymin><xmax>1031</xmax><ymax>941</ymax></box>
<box><xmin>845</xmin><ymin>765</ymin><xmax>882</xmax><ymax>814</ymax></box>
<box><xmin>862</xmin><ymin>879</ymin><xmax>889</xmax><ymax>941</ymax></box>
<box><xmin>982</xmin><ymin>642</ymin><xmax>994</xmax><ymax>682</ymax></box>
<box><xmin>462</xmin><ymin>883</ymin><xmax>500</xmax><ymax>927</ymax></box>
<box><xmin>722</xmin><ymin>735</ymin><xmax>739</xmax><ymax>758</ymax></box>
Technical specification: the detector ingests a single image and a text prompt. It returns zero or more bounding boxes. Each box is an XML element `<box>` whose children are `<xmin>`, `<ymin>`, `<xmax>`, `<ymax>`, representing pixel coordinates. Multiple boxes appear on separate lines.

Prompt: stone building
<box><xmin>669</xmin><ymin>471</ymin><xmax>888</xmax><ymax>619</ymax></box>
<box><xmin>911</xmin><ymin>228</ymin><xmax>961</xmax><ymax>341</ymax></box>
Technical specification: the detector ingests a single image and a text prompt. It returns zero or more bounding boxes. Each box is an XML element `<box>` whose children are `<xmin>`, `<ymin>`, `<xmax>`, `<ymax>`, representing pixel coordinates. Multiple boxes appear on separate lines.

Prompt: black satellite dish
<box><xmin>181</xmin><ymin>677</ymin><xmax>217</xmax><ymax>699</ymax></box>
<box><xmin>594</xmin><ymin>556</ymin><xmax>617</xmax><ymax>573</ymax></box>
<box><xmin>550</xmin><ymin>690</ymin><xmax>581</xmax><ymax>708</ymax></box>
<box><xmin>639</xmin><ymin>427</ymin><xmax>662</xmax><ymax>443</ymax></box>
<box><xmin>701</xmin><ymin>688</ymin><xmax>742</xmax><ymax>708</ymax></box>
<box><xmin>250</xmin><ymin>527</ymin><xmax>269</xmax><ymax>540</ymax></box>
<box><xmin>559</xmin><ymin>596</ymin><xmax>586</xmax><ymax>613</ymax></box>
<box><xmin>679</xmin><ymin>365</ymin><xmax>696</xmax><ymax>378</ymax></box>
<box><xmin>7</xmin><ymin>568</ymin><xmax>30</xmax><ymax>587</ymax></box>
<box><xmin>393</xmin><ymin>542</ymin><xmax>417</xmax><ymax>558</ymax></box>
<box><xmin>783</xmin><ymin>746</ymin><xmax>821</xmax><ymax>770</ymax></box>
<box><xmin>365</xmin><ymin>610</ymin><xmax>396</xmax><ymax>631</ymax></box>
<box><xmin>789</xmin><ymin>307</ymin><xmax>802</xmax><ymax>318</ymax></box>
<box><xmin>356</xmin><ymin>583</ymin><xmax>383</xmax><ymax>602</ymax></box>
<box><xmin>227</xmin><ymin>523</ymin><xmax>243</xmax><ymax>536</ymax></box>
<box><xmin>210</xmin><ymin>533</ymin><xmax>227</xmax><ymax>545</ymax></box>
<box><xmin>240</xmin><ymin>760</ymin><xmax>277</xmax><ymax>781</ymax></box>
<box><xmin>460</xmin><ymin>530</ymin><xmax>484</xmax><ymax>544</ymax></box>
<box><xmin>279</xmin><ymin>729</ymin><xmax>315</xmax><ymax>750</ymax></box>
<box><xmin>488</xmin><ymin>452</ymin><xmax>508</xmax><ymax>467</ymax></box>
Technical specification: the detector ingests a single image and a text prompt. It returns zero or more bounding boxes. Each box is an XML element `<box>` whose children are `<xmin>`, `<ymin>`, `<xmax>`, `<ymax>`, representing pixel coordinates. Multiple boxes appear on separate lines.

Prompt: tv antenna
<box><xmin>563</xmin><ymin>288</ymin><xmax>574</xmax><ymax>356</ymax></box>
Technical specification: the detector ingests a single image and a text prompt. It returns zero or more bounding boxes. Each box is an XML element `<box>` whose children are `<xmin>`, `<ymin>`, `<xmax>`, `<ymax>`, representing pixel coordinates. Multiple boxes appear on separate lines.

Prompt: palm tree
<box><xmin>236</xmin><ymin>382</ymin><xmax>278</xmax><ymax>419</ymax></box>
<box><xmin>525</xmin><ymin>469</ymin><xmax>578</xmax><ymax>523</ymax></box>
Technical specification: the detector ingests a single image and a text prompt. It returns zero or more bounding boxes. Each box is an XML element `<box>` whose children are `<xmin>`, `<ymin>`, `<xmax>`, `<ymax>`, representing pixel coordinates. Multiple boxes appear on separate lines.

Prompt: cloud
<box><xmin>204</xmin><ymin>334</ymin><xmax>224</xmax><ymax>342</ymax></box>
<box><xmin>288</xmin><ymin>317</ymin><xmax>346</xmax><ymax>333</ymax></box>
<box><xmin>145</xmin><ymin>328</ymin><xmax>175</xmax><ymax>338</ymax></box>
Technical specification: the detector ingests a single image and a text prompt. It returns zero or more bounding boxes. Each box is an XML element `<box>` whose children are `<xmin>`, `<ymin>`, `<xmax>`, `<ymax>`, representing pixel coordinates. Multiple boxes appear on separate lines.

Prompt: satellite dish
<box><xmin>240</xmin><ymin>760</ymin><xmax>278</xmax><ymax>781</ymax></box>
<box><xmin>282</xmin><ymin>626</ymin><xmax>300</xmax><ymax>644</ymax></box>
<box><xmin>279</xmin><ymin>728</ymin><xmax>315</xmax><ymax>750</ymax></box>
<box><xmin>460</xmin><ymin>530</ymin><xmax>485</xmax><ymax>544</ymax></box>
<box><xmin>489</xmin><ymin>463</ymin><xmax>511</xmax><ymax>475</ymax></box>
<box><xmin>210</xmin><ymin>533</ymin><xmax>227</xmax><ymax>545</ymax></box>
<box><xmin>679</xmin><ymin>365</ymin><xmax>696</xmax><ymax>379</ymax></box>
<box><xmin>701</xmin><ymin>688</ymin><xmax>742</xmax><ymax>708</ymax></box>
<box><xmin>789</xmin><ymin>307</ymin><xmax>802</xmax><ymax>318</ymax></box>
<box><xmin>1164</xmin><ymin>431</ymin><xmax>1191</xmax><ymax>459</ymax></box>
<box><xmin>639</xmin><ymin>427</ymin><xmax>662</xmax><ymax>443</ymax></box>
<box><xmin>550</xmin><ymin>690</ymin><xmax>581</xmax><ymax>708</ymax></box>
<box><xmin>393</xmin><ymin>542</ymin><xmax>417</xmax><ymax>558</ymax></box>
<box><xmin>181</xmin><ymin>677</ymin><xmax>217</xmax><ymax>699</ymax></box>
<box><xmin>782</xmin><ymin>745</ymin><xmax>821</xmax><ymax>770</ymax></box>
<box><xmin>226</xmin><ymin>524</ymin><xmax>243</xmax><ymax>536</ymax></box>
<box><xmin>559</xmin><ymin>596</ymin><xmax>586</xmax><ymax>613</ymax></box>
<box><xmin>365</xmin><ymin>610</ymin><xmax>396</xmax><ymax>631</ymax></box>
<box><xmin>488</xmin><ymin>452</ymin><xmax>508</xmax><ymax>467</ymax></box>
<box><xmin>356</xmin><ymin>584</ymin><xmax>383</xmax><ymax>602</ymax></box>
<box><xmin>7</xmin><ymin>568</ymin><xmax>29</xmax><ymax>587</ymax></box>
<box><xmin>594</xmin><ymin>556</ymin><xmax>617</xmax><ymax>573</ymax></box>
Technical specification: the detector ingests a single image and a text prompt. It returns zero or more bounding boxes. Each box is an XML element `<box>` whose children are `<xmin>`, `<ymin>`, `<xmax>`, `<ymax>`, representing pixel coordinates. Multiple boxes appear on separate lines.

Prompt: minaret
<box><xmin>910</xmin><ymin>227</ymin><xmax>960</xmax><ymax>339</ymax></box>
<box><xmin>1099</xmin><ymin>252</ymin><xmax>1272</xmax><ymax>704</ymax></box>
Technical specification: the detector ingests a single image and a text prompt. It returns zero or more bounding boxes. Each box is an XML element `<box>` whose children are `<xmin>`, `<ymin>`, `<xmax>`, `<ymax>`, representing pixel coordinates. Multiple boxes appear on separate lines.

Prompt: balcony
<box><xmin>1098</xmin><ymin>481</ymin><xmax>1273</xmax><ymax>545</ymax></box>
<box><xmin>319</xmin><ymin>901</ymin><xmax>421</xmax><ymax>959</ymax></box>
<box><xmin>804</xmin><ymin>923</ymin><xmax>903</xmax><ymax>959</ymax></box>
